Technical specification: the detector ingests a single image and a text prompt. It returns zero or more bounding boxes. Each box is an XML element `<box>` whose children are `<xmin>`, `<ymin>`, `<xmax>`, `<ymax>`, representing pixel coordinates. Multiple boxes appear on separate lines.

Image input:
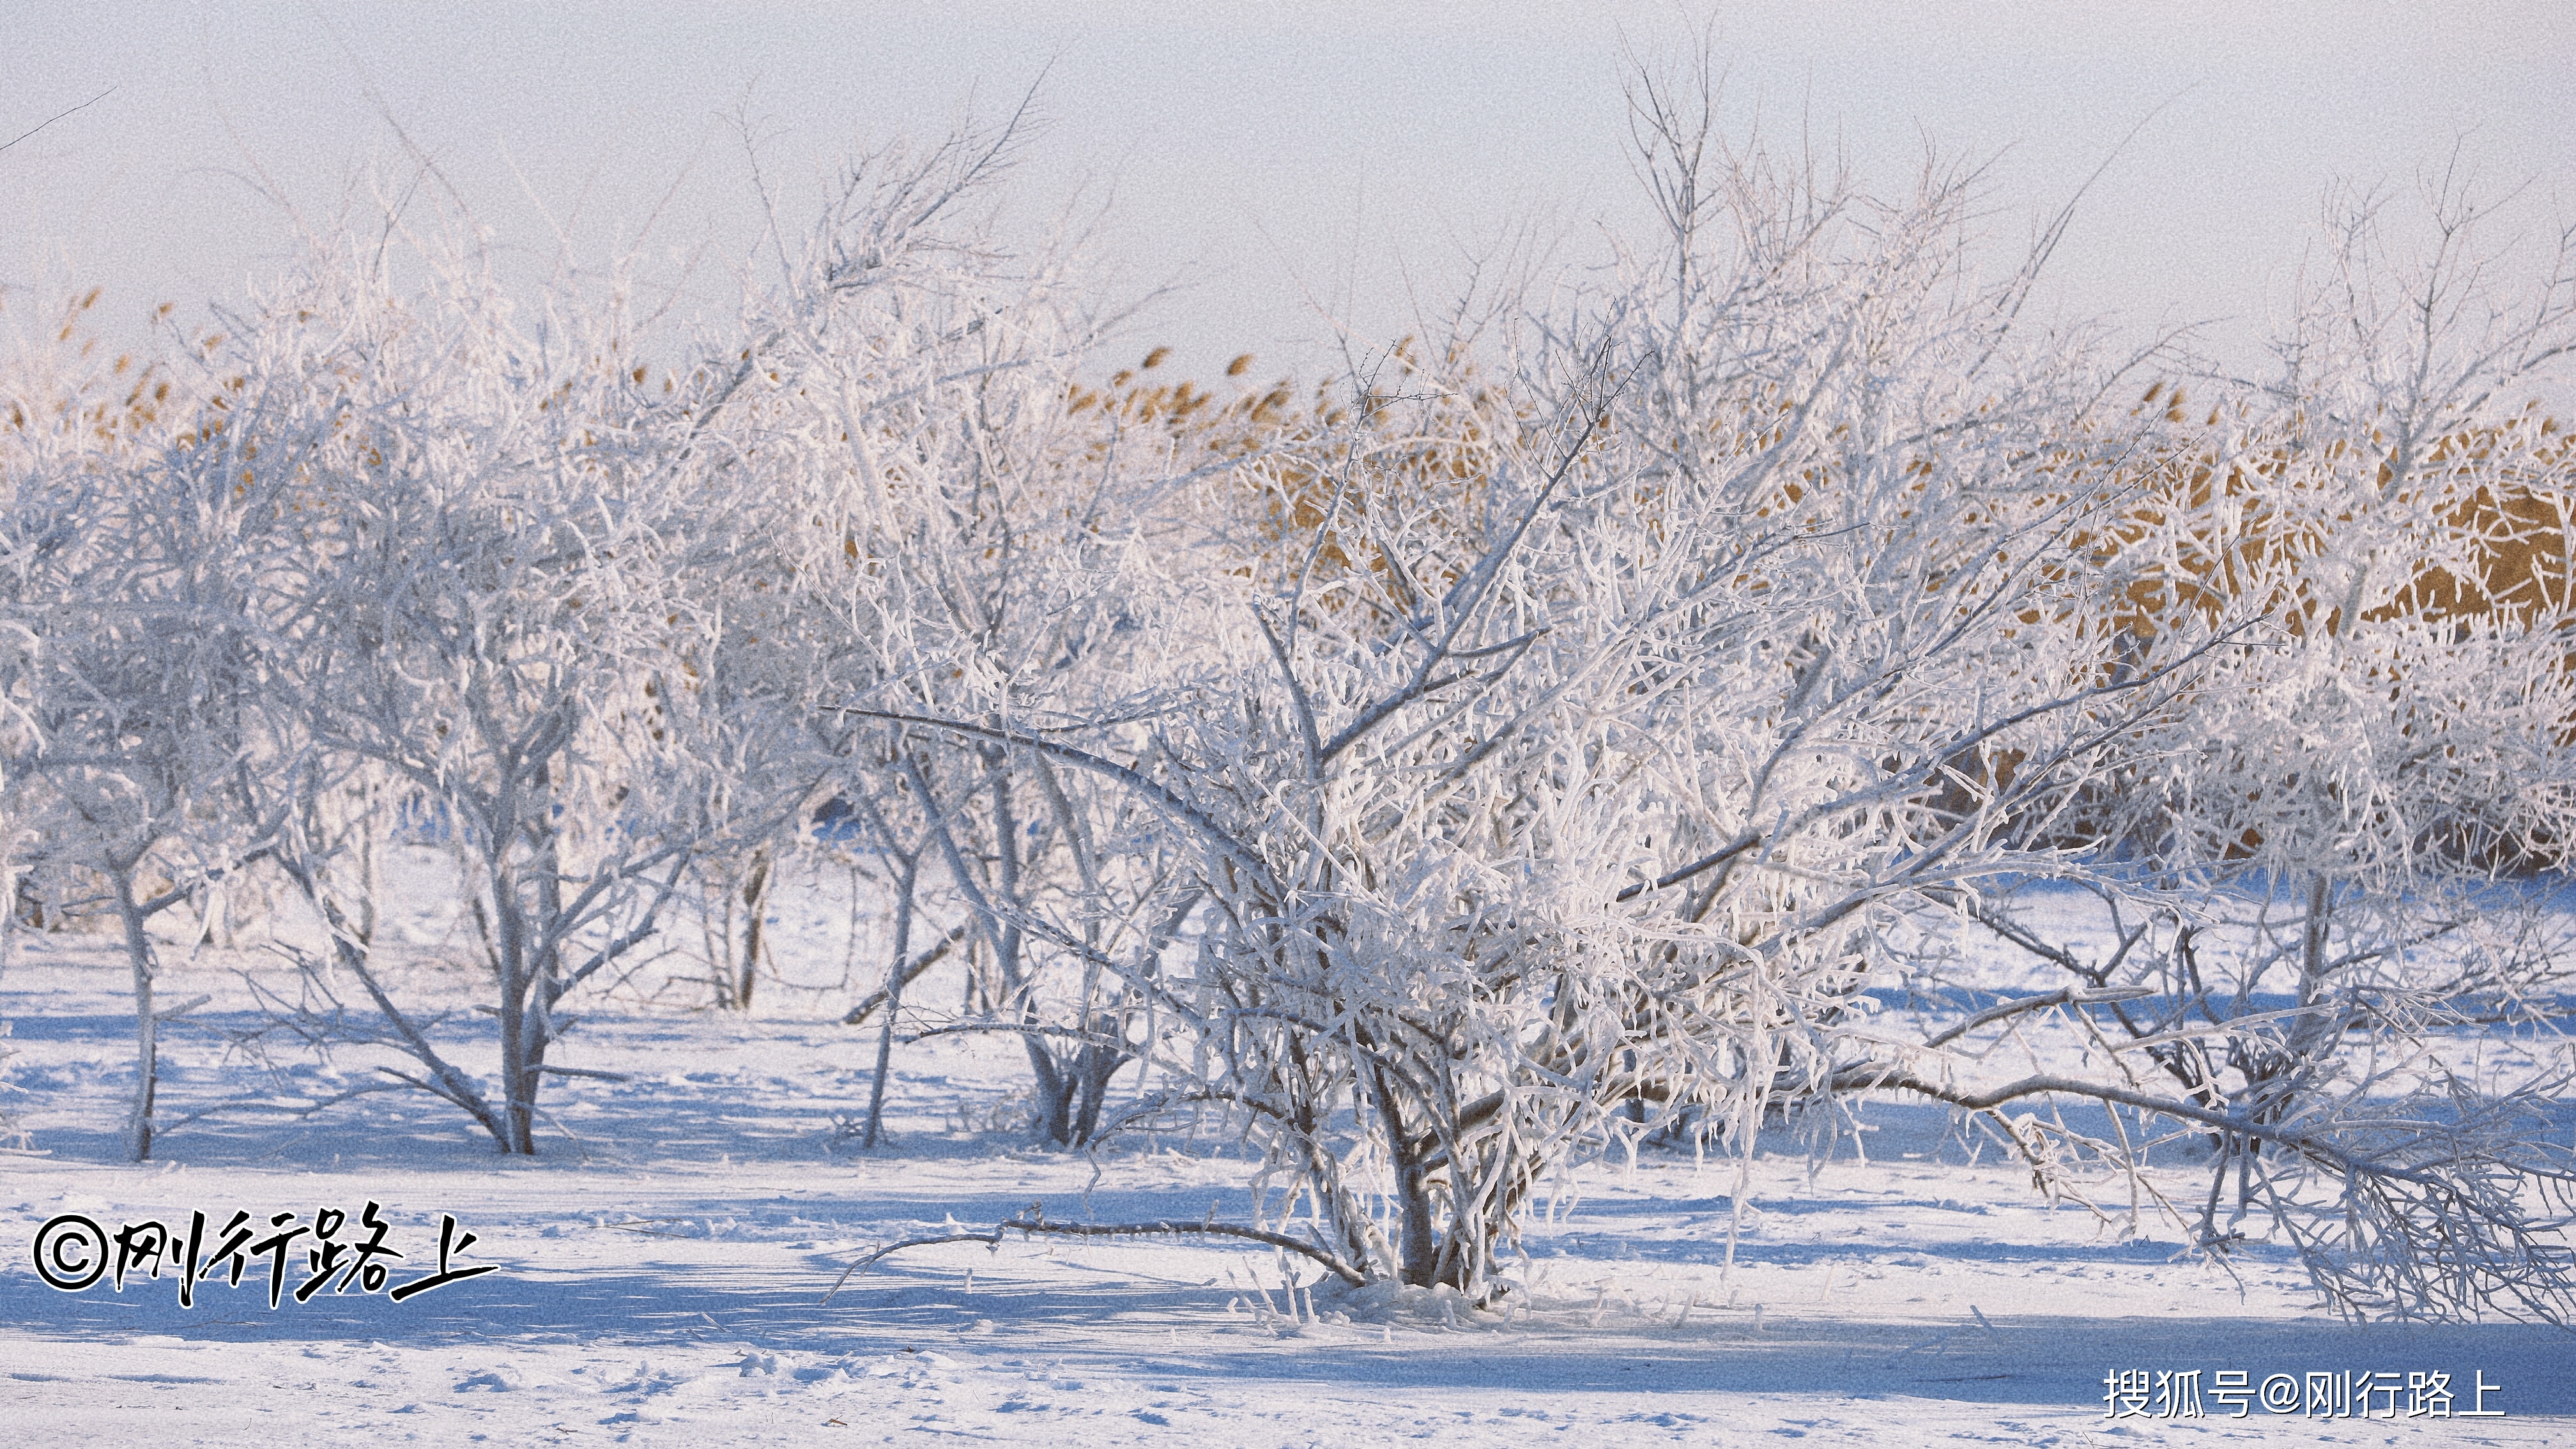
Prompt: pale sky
<box><xmin>4</xmin><ymin>2</ymin><xmax>2570</xmax><ymax>384</ymax></box>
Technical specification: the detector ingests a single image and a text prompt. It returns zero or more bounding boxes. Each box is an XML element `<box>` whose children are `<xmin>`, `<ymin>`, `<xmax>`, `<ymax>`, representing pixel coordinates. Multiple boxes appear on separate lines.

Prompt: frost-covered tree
<box><xmin>723</xmin><ymin>108</ymin><xmax>1209</xmax><ymax>1147</ymax></box>
<box><xmin>1928</xmin><ymin>171</ymin><xmax>2576</xmax><ymax>1322</ymax></box>
<box><xmin>205</xmin><ymin>185</ymin><xmax>828</xmax><ymax>1154</ymax></box>
<box><xmin>863</xmin><ymin>65</ymin><xmax>2203</xmax><ymax>1294</ymax></box>
<box><xmin>0</xmin><ymin>291</ymin><xmax>288</xmax><ymax>1159</ymax></box>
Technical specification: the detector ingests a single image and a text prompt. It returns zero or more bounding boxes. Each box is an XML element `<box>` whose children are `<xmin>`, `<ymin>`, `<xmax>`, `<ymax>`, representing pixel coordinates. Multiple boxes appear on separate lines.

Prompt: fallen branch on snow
<box><xmin>822</xmin><ymin>1200</ymin><xmax>1364</xmax><ymax>1304</ymax></box>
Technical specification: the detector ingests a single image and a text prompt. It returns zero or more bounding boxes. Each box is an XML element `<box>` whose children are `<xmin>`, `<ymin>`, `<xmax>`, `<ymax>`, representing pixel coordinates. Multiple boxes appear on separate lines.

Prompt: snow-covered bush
<box><xmin>190</xmin><ymin>183</ymin><xmax>836</xmax><ymax>1153</ymax></box>
<box><xmin>715</xmin><ymin>112</ymin><xmax>1213</xmax><ymax>1147</ymax></box>
<box><xmin>1933</xmin><ymin>174</ymin><xmax>2576</xmax><ymax>1321</ymax></box>
<box><xmin>855</xmin><ymin>68</ymin><xmax>2210</xmax><ymax>1296</ymax></box>
<box><xmin>0</xmin><ymin>288</ymin><xmax>288</xmax><ymax>1158</ymax></box>
<box><xmin>841</xmin><ymin>74</ymin><xmax>2575</xmax><ymax>1326</ymax></box>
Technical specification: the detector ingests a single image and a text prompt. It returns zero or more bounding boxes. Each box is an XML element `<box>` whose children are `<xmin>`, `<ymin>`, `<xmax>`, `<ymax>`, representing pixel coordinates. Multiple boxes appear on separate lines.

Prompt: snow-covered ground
<box><xmin>2</xmin><ymin>857</ymin><xmax>2568</xmax><ymax>1446</ymax></box>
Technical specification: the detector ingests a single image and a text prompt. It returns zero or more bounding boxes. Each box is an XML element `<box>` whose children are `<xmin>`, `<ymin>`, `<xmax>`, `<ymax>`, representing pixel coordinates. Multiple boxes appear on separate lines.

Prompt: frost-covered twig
<box><xmin>821</xmin><ymin>1200</ymin><xmax>1363</xmax><ymax>1305</ymax></box>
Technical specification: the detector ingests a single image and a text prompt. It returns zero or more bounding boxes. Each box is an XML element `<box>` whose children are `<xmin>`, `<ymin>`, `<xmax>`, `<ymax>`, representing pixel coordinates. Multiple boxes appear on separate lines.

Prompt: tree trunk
<box><xmin>1066</xmin><ymin>1034</ymin><xmax>1126</xmax><ymax>1145</ymax></box>
<box><xmin>2298</xmin><ymin>871</ymin><xmax>2334</xmax><ymax>1013</ymax></box>
<box><xmin>490</xmin><ymin>862</ymin><xmax>543</xmax><ymax>1156</ymax></box>
<box><xmin>986</xmin><ymin>756</ymin><xmax>1075</xmax><ymax>1145</ymax></box>
<box><xmin>110</xmin><ymin>865</ymin><xmax>159</xmax><ymax>1163</ymax></box>
<box><xmin>861</xmin><ymin>855</ymin><xmax>917</xmax><ymax>1149</ymax></box>
<box><xmin>1373</xmin><ymin>1065</ymin><xmax>1439</xmax><ymax>1285</ymax></box>
<box><xmin>735</xmin><ymin>846</ymin><xmax>772</xmax><ymax>1011</ymax></box>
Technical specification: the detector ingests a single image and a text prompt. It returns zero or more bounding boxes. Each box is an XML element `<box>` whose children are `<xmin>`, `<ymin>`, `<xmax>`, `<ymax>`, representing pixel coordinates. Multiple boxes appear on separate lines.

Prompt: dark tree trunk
<box><xmin>862</xmin><ymin>854</ymin><xmax>917</xmax><ymax>1149</ymax></box>
<box><xmin>734</xmin><ymin>847</ymin><xmax>772</xmax><ymax>1011</ymax></box>
<box><xmin>109</xmin><ymin>864</ymin><xmax>160</xmax><ymax>1163</ymax></box>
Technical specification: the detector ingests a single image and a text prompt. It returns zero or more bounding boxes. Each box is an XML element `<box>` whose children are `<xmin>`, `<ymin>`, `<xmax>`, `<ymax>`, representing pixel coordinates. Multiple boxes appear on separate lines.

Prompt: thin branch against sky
<box><xmin>0</xmin><ymin>86</ymin><xmax>114</xmax><ymax>157</ymax></box>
